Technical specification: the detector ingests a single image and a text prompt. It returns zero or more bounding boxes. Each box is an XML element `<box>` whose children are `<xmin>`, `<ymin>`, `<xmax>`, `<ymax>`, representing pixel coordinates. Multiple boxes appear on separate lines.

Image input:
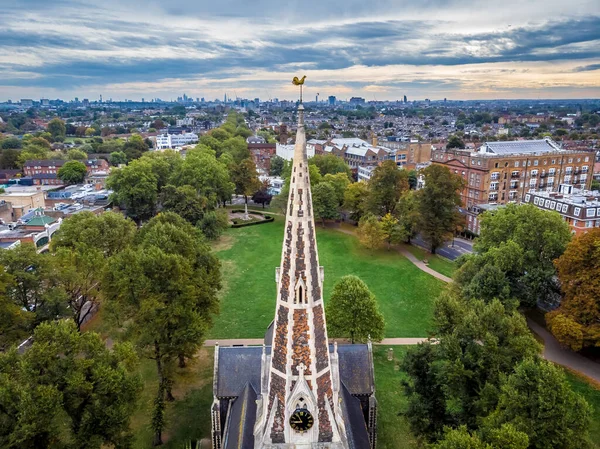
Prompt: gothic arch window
<box><xmin>295</xmin><ymin>278</ymin><xmax>307</xmax><ymax>304</ymax></box>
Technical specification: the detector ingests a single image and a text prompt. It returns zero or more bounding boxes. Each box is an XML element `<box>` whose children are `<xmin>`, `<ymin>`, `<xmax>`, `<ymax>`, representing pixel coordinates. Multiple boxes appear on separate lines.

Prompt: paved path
<box><xmin>412</xmin><ymin>235</ymin><xmax>474</xmax><ymax>261</ymax></box>
<box><xmin>527</xmin><ymin>318</ymin><xmax>600</xmax><ymax>383</ymax></box>
<box><xmin>205</xmin><ymin>338</ymin><xmax>428</xmax><ymax>347</ymax></box>
<box><xmin>332</xmin><ymin>225</ymin><xmax>453</xmax><ymax>283</ymax></box>
<box><xmin>397</xmin><ymin>246</ymin><xmax>453</xmax><ymax>283</ymax></box>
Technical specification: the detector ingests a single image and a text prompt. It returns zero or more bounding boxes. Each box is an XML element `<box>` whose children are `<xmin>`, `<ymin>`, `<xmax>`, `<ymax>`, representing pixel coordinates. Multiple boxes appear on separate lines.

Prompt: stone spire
<box><xmin>255</xmin><ymin>104</ymin><xmax>345</xmax><ymax>447</ymax></box>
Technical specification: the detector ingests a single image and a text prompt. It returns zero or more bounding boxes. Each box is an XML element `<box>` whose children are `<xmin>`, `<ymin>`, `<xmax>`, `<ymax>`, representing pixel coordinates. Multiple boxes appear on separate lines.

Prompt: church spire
<box><xmin>255</xmin><ymin>89</ymin><xmax>344</xmax><ymax>447</ymax></box>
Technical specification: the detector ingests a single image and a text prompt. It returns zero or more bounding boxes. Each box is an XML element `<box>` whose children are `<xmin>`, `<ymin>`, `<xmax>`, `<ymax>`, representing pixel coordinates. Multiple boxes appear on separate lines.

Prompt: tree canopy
<box><xmin>58</xmin><ymin>160</ymin><xmax>87</xmax><ymax>184</ymax></box>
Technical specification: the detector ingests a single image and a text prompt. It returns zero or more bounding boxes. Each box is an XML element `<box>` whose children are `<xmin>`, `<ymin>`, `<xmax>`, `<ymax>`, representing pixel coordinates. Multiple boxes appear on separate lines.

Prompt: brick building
<box><xmin>23</xmin><ymin>159</ymin><xmax>109</xmax><ymax>185</ymax></box>
<box><xmin>524</xmin><ymin>186</ymin><xmax>600</xmax><ymax>235</ymax></box>
<box><xmin>248</xmin><ymin>142</ymin><xmax>277</xmax><ymax>172</ymax></box>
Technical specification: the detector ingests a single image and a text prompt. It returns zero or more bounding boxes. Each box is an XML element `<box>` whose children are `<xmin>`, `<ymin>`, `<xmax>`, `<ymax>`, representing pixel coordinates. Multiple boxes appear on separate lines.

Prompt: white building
<box><xmin>176</xmin><ymin>117</ymin><xmax>195</xmax><ymax>127</ymax></box>
<box><xmin>357</xmin><ymin>165</ymin><xmax>376</xmax><ymax>182</ymax></box>
<box><xmin>276</xmin><ymin>143</ymin><xmax>315</xmax><ymax>161</ymax></box>
<box><xmin>155</xmin><ymin>132</ymin><xmax>199</xmax><ymax>149</ymax></box>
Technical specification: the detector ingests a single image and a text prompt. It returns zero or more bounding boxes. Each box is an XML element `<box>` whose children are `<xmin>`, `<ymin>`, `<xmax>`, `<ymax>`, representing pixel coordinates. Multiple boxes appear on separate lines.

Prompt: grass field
<box><xmin>210</xmin><ymin>216</ymin><xmax>445</xmax><ymax>339</ymax></box>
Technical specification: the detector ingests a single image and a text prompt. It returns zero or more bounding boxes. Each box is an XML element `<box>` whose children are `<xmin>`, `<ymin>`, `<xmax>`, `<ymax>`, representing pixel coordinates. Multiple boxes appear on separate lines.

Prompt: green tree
<box><xmin>0</xmin><ymin>137</ymin><xmax>21</xmax><ymax>149</ymax></box>
<box><xmin>357</xmin><ymin>213</ymin><xmax>385</xmax><ymax>250</ymax></box>
<box><xmin>51</xmin><ymin>210</ymin><xmax>136</xmax><ymax>257</ymax></box>
<box><xmin>402</xmin><ymin>295</ymin><xmax>540</xmax><ymax>441</ymax></box>
<box><xmin>417</xmin><ymin>164</ymin><xmax>465</xmax><ymax>254</ymax></box>
<box><xmin>396</xmin><ymin>190</ymin><xmax>420</xmax><ymax>243</ymax></box>
<box><xmin>343</xmin><ymin>182</ymin><xmax>369</xmax><ymax>222</ymax></box>
<box><xmin>0</xmin><ymin>148</ymin><xmax>20</xmax><ymax>169</ymax></box>
<box><xmin>0</xmin><ymin>320</ymin><xmax>141</xmax><ymax>449</ymax></box>
<box><xmin>380</xmin><ymin>212</ymin><xmax>403</xmax><ymax>248</ymax></box>
<box><xmin>367</xmin><ymin>160</ymin><xmax>409</xmax><ymax>215</ymax></box>
<box><xmin>310</xmin><ymin>153</ymin><xmax>352</xmax><ymax>178</ymax></box>
<box><xmin>231</xmin><ymin>157</ymin><xmax>261</xmax><ymax>205</ymax></box>
<box><xmin>110</xmin><ymin>150</ymin><xmax>128</xmax><ymax>166</ymax></box>
<box><xmin>458</xmin><ymin>204</ymin><xmax>570</xmax><ymax>307</ymax></box>
<box><xmin>107</xmin><ymin>159</ymin><xmax>158</xmax><ymax>224</ymax></box>
<box><xmin>325</xmin><ymin>275</ymin><xmax>384</xmax><ymax>343</ymax></box>
<box><xmin>198</xmin><ymin>209</ymin><xmax>230</xmax><ymax>240</ymax></box>
<box><xmin>221</xmin><ymin>136</ymin><xmax>250</xmax><ymax>162</ymax></box>
<box><xmin>312</xmin><ymin>182</ymin><xmax>339</xmax><ymax>226</ymax></box>
<box><xmin>47</xmin><ymin>118</ymin><xmax>66</xmax><ymax>141</ymax></box>
<box><xmin>103</xmin><ymin>213</ymin><xmax>221</xmax><ymax>445</ymax></box>
<box><xmin>446</xmin><ymin>134</ymin><xmax>465</xmax><ymax>149</ymax></box>
<box><xmin>58</xmin><ymin>160</ymin><xmax>87</xmax><ymax>184</ymax></box>
<box><xmin>547</xmin><ymin>228</ymin><xmax>600</xmax><ymax>350</ymax></box>
<box><xmin>0</xmin><ymin>268</ymin><xmax>30</xmax><ymax>351</ymax></box>
<box><xmin>485</xmin><ymin>358</ymin><xmax>591</xmax><ymax>449</ymax></box>
<box><xmin>322</xmin><ymin>172</ymin><xmax>350</xmax><ymax>206</ymax></box>
<box><xmin>123</xmin><ymin>134</ymin><xmax>149</xmax><ymax>161</ymax></box>
<box><xmin>269</xmin><ymin>155</ymin><xmax>285</xmax><ymax>176</ymax></box>
<box><xmin>66</xmin><ymin>148</ymin><xmax>87</xmax><ymax>160</ymax></box>
<box><xmin>160</xmin><ymin>184</ymin><xmax>207</xmax><ymax>225</ymax></box>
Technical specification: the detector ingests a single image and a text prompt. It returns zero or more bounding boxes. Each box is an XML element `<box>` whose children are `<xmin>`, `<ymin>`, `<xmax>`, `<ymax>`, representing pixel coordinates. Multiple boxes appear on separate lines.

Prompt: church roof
<box><xmin>340</xmin><ymin>382</ymin><xmax>371</xmax><ymax>449</ymax></box>
<box><xmin>337</xmin><ymin>344</ymin><xmax>376</xmax><ymax>395</ymax></box>
<box><xmin>222</xmin><ymin>383</ymin><xmax>257</xmax><ymax>449</ymax></box>
<box><xmin>215</xmin><ymin>346</ymin><xmax>263</xmax><ymax>398</ymax></box>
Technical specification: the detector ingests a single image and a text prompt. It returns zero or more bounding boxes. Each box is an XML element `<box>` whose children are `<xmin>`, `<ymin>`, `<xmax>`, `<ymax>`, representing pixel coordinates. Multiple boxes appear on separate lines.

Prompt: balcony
<box><xmin>540</xmin><ymin>173</ymin><xmax>548</xmax><ymax>178</ymax></box>
<box><xmin>511</xmin><ymin>173</ymin><xmax>520</xmax><ymax>178</ymax></box>
<box><xmin>489</xmin><ymin>185</ymin><xmax>499</xmax><ymax>191</ymax></box>
<box><xmin>530</xmin><ymin>172</ymin><xmax>538</xmax><ymax>178</ymax></box>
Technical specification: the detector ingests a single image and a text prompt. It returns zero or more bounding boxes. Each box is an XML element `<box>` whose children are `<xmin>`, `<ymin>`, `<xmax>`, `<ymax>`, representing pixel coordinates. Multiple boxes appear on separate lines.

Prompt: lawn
<box><xmin>565</xmin><ymin>369</ymin><xmax>600</xmax><ymax>448</ymax></box>
<box><xmin>404</xmin><ymin>244</ymin><xmax>456</xmax><ymax>279</ymax></box>
<box><xmin>210</xmin><ymin>216</ymin><xmax>445</xmax><ymax>339</ymax></box>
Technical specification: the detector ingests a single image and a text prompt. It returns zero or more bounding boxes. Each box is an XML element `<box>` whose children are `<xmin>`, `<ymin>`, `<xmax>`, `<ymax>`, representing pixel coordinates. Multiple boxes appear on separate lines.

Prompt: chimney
<box><xmin>372</xmin><ymin>133</ymin><xmax>378</xmax><ymax>147</ymax></box>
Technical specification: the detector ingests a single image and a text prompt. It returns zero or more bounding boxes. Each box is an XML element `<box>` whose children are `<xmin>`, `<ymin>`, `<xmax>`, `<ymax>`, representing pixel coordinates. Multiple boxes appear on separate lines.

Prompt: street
<box><xmin>412</xmin><ymin>234</ymin><xmax>474</xmax><ymax>261</ymax></box>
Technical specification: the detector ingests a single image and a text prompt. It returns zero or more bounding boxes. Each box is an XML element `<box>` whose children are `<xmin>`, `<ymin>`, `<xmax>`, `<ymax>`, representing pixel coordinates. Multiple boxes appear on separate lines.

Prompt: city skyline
<box><xmin>1</xmin><ymin>0</ymin><xmax>599</xmax><ymax>101</ymax></box>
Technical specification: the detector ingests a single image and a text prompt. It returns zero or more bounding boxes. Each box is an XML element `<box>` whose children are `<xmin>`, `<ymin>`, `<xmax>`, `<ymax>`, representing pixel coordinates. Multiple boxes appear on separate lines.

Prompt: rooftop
<box><xmin>478</xmin><ymin>139</ymin><xmax>564</xmax><ymax>156</ymax></box>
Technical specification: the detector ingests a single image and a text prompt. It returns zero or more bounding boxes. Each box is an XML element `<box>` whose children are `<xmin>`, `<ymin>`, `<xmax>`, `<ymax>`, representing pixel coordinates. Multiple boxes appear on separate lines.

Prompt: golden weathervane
<box><xmin>292</xmin><ymin>75</ymin><xmax>307</xmax><ymax>102</ymax></box>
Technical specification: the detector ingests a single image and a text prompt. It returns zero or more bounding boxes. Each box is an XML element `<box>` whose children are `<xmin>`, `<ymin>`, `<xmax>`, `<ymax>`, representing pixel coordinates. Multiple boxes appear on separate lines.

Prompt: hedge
<box><xmin>229</xmin><ymin>209</ymin><xmax>274</xmax><ymax>228</ymax></box>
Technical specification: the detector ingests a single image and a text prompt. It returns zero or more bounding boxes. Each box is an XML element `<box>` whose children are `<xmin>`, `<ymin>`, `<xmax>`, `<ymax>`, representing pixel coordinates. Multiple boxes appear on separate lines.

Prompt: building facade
<box><xmin>155</xmin><ymin>132</ymin><xmax>199</xmax><ymax>149</ymax></box>
<box><xmin>211</xmin><ymin>105</ymin><xmax>377</xmax><ymax>449</ymax></box>
<box><xmin>524</xmin><ymin>186</ymin><xmax>600</xmax><ymax>235</ymax></box>
<box><xmin>432</xmin><ymin>139</ymin><xmax>594</xmax><ymax>211</ymax></box>
<box><xmin>23</xmin><ymin>159</ymin><xmax>110</xmax><ymax>185</ymax></box>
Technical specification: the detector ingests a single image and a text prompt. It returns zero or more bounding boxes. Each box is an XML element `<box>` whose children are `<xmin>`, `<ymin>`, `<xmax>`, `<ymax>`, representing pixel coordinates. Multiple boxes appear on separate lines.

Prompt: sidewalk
<box><xmin>204</xmin><ymin>337</ymin><xmax>429</xmax><ymax>347</ymax></box>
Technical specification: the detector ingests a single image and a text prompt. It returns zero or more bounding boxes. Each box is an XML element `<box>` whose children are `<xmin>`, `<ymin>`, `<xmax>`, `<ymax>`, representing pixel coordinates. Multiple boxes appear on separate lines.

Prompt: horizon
<box><xmin>1</xmin><ymin>0</ymin><xmax>599</xmax><ymax>101</ymax></box>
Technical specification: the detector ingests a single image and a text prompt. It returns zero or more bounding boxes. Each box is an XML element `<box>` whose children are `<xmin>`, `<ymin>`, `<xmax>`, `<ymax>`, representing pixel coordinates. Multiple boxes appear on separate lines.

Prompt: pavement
<box><xmin>204</xmin><ymin>338</ymin><xmax>429</xmax><ymax>347</ymax></box>
<box><xmin>527</xmin><ymin>318</ymin><xmax>600</xmax><ymax>383</ymax></box>
<box><xmin>411</xmin><ymin>235</ymin><xmax>474</xmax><ymax>261</ymax></box>
<box><xmin>397</xmin><ymin>246</ymin><xmax>453</xmax><ymax>283</ymax></box>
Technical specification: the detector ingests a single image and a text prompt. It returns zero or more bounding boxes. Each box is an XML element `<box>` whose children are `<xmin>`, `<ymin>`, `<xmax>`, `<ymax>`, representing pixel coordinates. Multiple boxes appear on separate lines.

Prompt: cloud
<box><xmin>0</xmin><ymin>1</ymin><xmax>599</xmax><ymax>99</ymax></box>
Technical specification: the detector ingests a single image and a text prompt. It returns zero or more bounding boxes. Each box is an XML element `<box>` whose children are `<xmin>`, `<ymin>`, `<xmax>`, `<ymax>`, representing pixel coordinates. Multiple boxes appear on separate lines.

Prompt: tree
<box><xmin>110</xmin><ymin>150</ymin><xmax>128</xmax><ymax>166</ymax></box>
<box><xmin>198</xmin><ymin>209</ymin><xmax>230</xmax><ymax>240</ymax></box>
<box><xmin>107</xmin><ymin>159</ymin><xmax>158</xmax><ymax>224</ymax></box>
<box><xmin>325</xmin><ymin>275</ymin><xmax>384</xmax><ymax>343</ymax></box>
<box><xmin>221</xmin><ymin>136</ymin><xmax>251</xmax><ymax>162</ymax></box>
<box><xmin>47</xmin><ymin>118</ymin><xmax>66</xmax><ymax>141</ymax></box>
<box><xmin>396</xmin><ymin>190</ymin><xmax>420</xmax><ymax>243</ymax></box>
<box><xmin>417</xmin><ymin>165</ymin><xmax>465</xmax><ymax>254</ymax></box>
<box><xmin>343</xmin><ymin>182</ymin><xmax>369</xmax><ymax>222</ymax></box>
<box><xmin>160</xmin><ymin>184</ymin><xmax>207</xmax><ymax>225</ymax></box>
<box><xmin>103</xmin><ymin>213</ymin><xmax>221</xmax><ymax>445</ymax></box>
<box><xmin>432</xmin><ymin>425</ymin><xmax>528</xmax><ymax>449</ymax></box>
<box><xmin>0</xmin><ymin>137</ymin><xmax>21</xmax><ymax>149</ymax></box>
<box><xmin>366</xmin><ymin>160</ymin><xmax>409</xmax><ymax>215</ymax></box>
<box><xmin>380</xmin><ymin>212</ymin><xmax>403</xmax><ymax>248</ymax></box>
<box><xmin>458</xmin><ymin>204</ymin><xmax>571</xmax><ymax>307</ymax></box>
<box><xmin>446</xmin><ymin>135</ymin><xmax>465</xmax><ymax>149</ymax></box>
<box><xmin>322</xmin><ymin>173</ymin><xmax>350</xmax><ymax>206</ymax></box>
<box><xmin>357</xmin><ymin>214</ymin><xmax>385</xmax><ymax>250</ymax></box>
<box><xmin>123</xmin><ymin>134</ymin><xmax>149</xmax><ymax>161</ymax></box>
<box><xmin>58</xmin><ymin>160</ymin><xmax>87</xmax><ymax>184</ymax></box>
<box><xmin>252</xmin><ymin>179</ymin><xmax>273</xmax><ymax>208</ymax></box>
<box><xmin>231</xmin><ymin>157</ymin><xmax>260</xmax><ymax>205</ymax></box>
<box><xmin>402</xmin><ymin>295</ymin><xmax>540</xmax><ymax>442</ymax></box>
<box><xmin>269</xmin><ymin>155</ymin><xmax>285</xmax><ymax>176</ymax></box>
<box><xmin>0</xmin><ymin>320</ymin><xmax>142</xmax><ymax>449</ymax></box>
<box><xmin>66</xmin><ymin>148</ymin><xmax>87</xmax><ymax>160</ymax></box>
<box><xmin>547</xmin><ymin>228</ymin><xmax>600</xmax><ymax>350</ymax></box>
<box><xmin>0</xmin><ymin>148</ymin><xmax>20</xmax><ymax>169</ymax></box>
<box><xmin>0</xmin><ymin>243</ymin><xmax>64</xmax><ymax>328</ymax></box>
<box><xmin>0</xmin><ymin>268</ymin><xmax>30</xmax><ymax>351</ymax></box>
<box><xmin>485</xmin><ymin>358</ymin><xmax>591</xmax><ymax>449</ymax></box>
<box><xmin>312</xmin><ymin>182</ymin><xmax>339</xmax><ymax>226</ymax></box>
<box><xmin>310</xmin><ymin>154</ymin><xmax>352</xmax><ymax>178</ymax></box>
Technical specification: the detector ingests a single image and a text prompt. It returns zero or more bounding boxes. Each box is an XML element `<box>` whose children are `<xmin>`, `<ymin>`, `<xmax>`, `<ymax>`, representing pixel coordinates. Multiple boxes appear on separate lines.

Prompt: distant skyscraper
<box><xmin>403</xmin><ymin>95</ymin><xmax>407</xmax><ymax>103</ymax></box>
<box><xmin>224</xmin><ymin>93</ymin><xmax>227</xmax><ymax>103</ymax></box>
<box><xmin>328</xmin><ymin>95</ymin><xmax>336</xmax><ymax>106</ymax></box>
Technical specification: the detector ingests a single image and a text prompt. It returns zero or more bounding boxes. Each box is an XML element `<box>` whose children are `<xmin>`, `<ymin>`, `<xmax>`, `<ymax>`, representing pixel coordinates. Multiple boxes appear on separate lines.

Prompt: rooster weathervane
<box><xmin>292</xmin><ymin>75</ymin><xmax>307</xmax><ymax>103</ymax></box>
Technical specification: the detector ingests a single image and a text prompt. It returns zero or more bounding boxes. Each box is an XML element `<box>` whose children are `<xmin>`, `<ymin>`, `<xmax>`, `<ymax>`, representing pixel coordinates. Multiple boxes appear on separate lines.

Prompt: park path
<box><xmin>204</xmin><ymin>337</ymin><xmax>428</xmax><ymax>347</ymax></box>
<box><xmin>527</xmin><ymin>318</ymin><xmax>600</xmax><ymax>383</ymax></box>
<box><xmin>330</xmin><ymin>225</ymin><xmax>453</xmax><ymax>283</ymax></box>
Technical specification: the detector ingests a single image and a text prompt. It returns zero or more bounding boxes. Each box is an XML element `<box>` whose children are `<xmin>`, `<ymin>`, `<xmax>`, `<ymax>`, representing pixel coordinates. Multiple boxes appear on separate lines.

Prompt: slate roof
<box><xmin>215</xmin><ymin>347</ymin><xmax>263</xmax><ymax>398</ymax></box>
<box><xmin>222</xmin><ymin>383</ymin><xmax>257</xmax><ymax>449</ymax></box>
<box><xmin>480</xmin><ymin>139</ymin><xmax>562</xmax><ymax>155</ymax></box>
<box><xmin>340</xmin><ymin>382</ymin><xmax>371</xmax><ymax>449</ymax></box>
<box><xmin>336</xmin><ymin>344</ymin><xmax>375</xmax><ymax>395</ymax></box>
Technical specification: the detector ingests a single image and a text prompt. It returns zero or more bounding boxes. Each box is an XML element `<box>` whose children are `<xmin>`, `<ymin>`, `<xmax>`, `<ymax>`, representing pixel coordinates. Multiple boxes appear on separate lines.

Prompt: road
<box><xmin>412</xmin><ymin>235</ymin><xmax>474</xmax><ymax>260</ymax></box>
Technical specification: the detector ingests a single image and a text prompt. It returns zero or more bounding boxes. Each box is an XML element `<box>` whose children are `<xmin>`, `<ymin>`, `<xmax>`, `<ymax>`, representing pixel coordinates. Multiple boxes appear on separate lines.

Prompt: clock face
<box><xmin>289</xmin><ymin>408</ymin><xmax>314</xmax><ymax>432</ymax></box>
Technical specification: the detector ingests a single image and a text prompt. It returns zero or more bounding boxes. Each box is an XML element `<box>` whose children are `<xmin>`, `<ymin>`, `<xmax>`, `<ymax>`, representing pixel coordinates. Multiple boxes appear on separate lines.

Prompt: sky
<box><xmin>0</xmin><ymin>0</ymin><xmax>599</xmax><ymax>101</ymax></box>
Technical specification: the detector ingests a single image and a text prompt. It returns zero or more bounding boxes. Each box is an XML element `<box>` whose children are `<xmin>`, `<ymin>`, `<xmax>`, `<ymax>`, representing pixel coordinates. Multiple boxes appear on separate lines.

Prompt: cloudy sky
<box><xmin>1</xmin><ymin>0</ymin><xmax>599</xmax><ymax>101</ymax></box>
